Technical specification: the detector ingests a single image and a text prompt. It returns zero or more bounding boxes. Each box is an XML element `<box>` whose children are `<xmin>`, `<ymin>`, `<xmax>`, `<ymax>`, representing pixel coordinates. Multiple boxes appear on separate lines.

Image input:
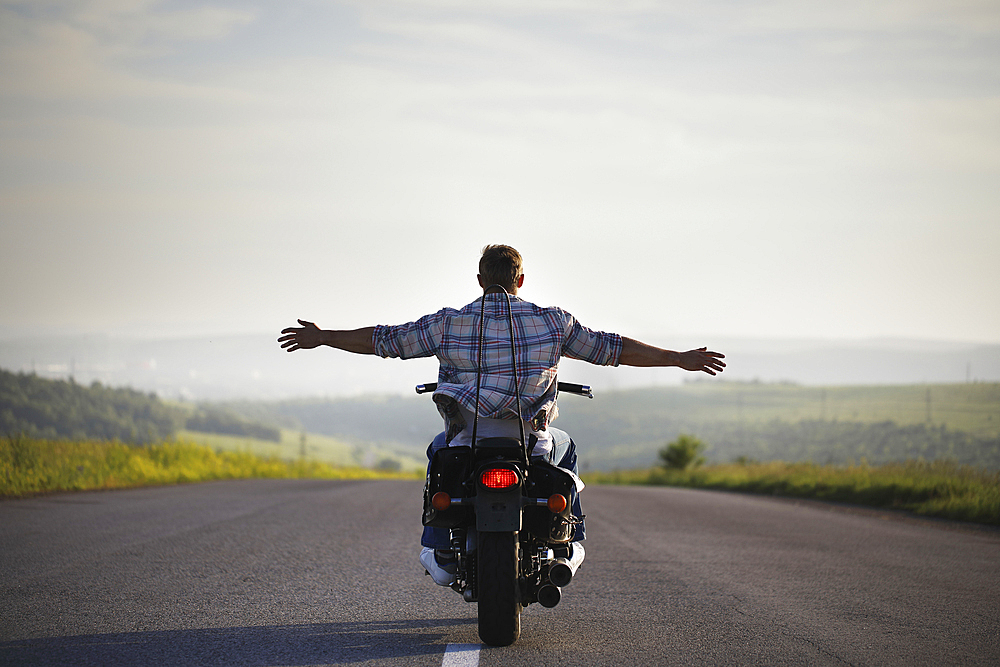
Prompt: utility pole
<box><xmin>737</xmin><ymin>392</ymin><xmax>745</xmax><ymax>449</ymax></box>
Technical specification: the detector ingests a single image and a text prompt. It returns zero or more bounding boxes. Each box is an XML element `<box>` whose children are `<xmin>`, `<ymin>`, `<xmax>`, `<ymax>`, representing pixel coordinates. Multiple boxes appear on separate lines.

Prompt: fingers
<box><xmin>691</xmin><ymin>348</ymin><xmax>726</xmax><ymax>375</ymax></box>
<box><xmin>278</xmin><ymin>319</ymin><xmax>315</xmax><ymax>352</ymax></box>
<box><xmin>279</xmin><ymin>319</ymin><xmax>315</xmax><ymax>336</ymax></box>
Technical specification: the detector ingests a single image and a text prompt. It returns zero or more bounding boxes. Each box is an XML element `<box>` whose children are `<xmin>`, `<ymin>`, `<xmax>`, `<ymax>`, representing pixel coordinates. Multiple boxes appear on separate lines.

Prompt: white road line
<box><xmin>442</xmin><ymin>643</ymin><xmax>481</xmax><ymax>667</ymax></box>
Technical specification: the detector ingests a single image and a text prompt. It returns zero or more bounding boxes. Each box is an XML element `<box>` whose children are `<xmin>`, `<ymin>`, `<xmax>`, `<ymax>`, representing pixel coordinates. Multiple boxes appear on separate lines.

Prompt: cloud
<box><xmin>75</xmin><ymin>0</ymin><xmax>256</xmax><ymax>43</ymax></box>
<box><xmin>0</xmin><ymin>0</ymin><xmax>997</xmax><ymax>341</ymax></box>
<box><xmin>340</xmin><ymin>0</ymin><xmax>1000</xmax><ymax>35</ymax></box>
<box><xmin>0</xmin><ymin>0</ymin><xmax>254</xmax><ymax>100</ymax></box>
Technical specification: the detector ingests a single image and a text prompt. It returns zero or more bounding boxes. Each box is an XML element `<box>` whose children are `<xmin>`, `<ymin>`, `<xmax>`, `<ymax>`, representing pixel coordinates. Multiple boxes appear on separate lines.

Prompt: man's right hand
<box><xmin>278</xmin><ymin>319</ymin><xmax>325</xmax><ymax>352</ymax></box>
<box><xmin>278</xmin><ymin>321</ymin><xmax>377</xmax><ymax>355</ymax></box>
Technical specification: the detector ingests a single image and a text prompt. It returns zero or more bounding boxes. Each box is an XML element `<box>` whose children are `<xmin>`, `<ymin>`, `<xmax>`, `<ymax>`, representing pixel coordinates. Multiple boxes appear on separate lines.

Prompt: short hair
<box><xmin>479</xmin><ymin>244</ymin><xmax>523</xmax><ymax>291</ymax></box>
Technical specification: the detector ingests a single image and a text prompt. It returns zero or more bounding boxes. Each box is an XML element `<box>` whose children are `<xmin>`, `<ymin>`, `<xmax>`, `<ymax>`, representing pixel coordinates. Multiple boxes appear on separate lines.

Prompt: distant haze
<box><xmin>1</xmin><ymin>1</ymin><xmax>998</xmax><ymax>348</ymax></box>
<box><xmin>1</xmin><ymin>334</ymin><xmax>996</xmax><ymax>402</ymax></box>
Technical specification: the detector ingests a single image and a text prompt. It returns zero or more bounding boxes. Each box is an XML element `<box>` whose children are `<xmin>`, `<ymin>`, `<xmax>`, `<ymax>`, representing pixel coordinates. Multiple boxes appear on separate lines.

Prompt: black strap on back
<box><xmin>470</xmin><ymin>286</ymin><xmax>527</xmax><ymax>461</ymax></box>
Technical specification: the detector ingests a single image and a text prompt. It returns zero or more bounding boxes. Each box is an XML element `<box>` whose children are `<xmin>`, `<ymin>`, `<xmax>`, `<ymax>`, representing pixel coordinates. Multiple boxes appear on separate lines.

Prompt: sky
<box><xmin>1</xmin><ymin>0</ymin><xmax>998</xmax><ymax>347</ymax></box>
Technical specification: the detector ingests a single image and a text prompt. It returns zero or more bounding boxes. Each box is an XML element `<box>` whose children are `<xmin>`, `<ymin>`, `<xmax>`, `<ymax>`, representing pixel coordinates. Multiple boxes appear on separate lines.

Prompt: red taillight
<box><xmin>480</xmin><ymin>468</ymin><xmax>519</xmax><ymax>489</ymax></box>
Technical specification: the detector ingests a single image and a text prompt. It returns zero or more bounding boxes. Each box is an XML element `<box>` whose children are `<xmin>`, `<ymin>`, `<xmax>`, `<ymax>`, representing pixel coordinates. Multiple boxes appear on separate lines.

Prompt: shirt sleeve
<box><xmin>372</xmin><ymin>311</ymin><xmax>445</xmax><ymax>360</ymax></box>
<box><xmin>560</xmin><ymin>312</ymin><xmax>622</xmax><ymax>366</ymax></box>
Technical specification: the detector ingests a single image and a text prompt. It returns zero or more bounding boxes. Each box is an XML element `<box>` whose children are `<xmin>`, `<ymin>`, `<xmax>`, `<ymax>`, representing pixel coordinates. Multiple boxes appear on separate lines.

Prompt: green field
<box><xmin>557</xmin><ymin>382</ymin><xmax>1000</xmax><ymax>470</ymax></box>
<box><xmin>176</xmin><ymin>428</ymin><xmax>425</xmax><ymax>472</ymax></box>
<box><xmin>665</xmin><ymin>381</ymin><xmax>1000</xmax><ymax>437</ymax></box>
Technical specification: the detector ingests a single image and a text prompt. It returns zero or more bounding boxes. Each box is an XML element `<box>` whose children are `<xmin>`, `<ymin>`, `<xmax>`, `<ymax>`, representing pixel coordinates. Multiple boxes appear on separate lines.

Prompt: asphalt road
<box><xmin>1</xmin><ymin>479</ymin><xmax>998</xmax><ymax>666</ymax></box>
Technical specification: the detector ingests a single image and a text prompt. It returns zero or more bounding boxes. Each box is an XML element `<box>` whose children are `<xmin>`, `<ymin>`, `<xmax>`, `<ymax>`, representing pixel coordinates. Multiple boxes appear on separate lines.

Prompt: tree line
<box><xmin>0</xmin><ymin>370</ymin><xmax>279</xmax><ymax>444</ymax></box>
<box><xmin>0</xmin><ymin>369</ymin><xmax>182</xmax><ymax>443</ymax></box>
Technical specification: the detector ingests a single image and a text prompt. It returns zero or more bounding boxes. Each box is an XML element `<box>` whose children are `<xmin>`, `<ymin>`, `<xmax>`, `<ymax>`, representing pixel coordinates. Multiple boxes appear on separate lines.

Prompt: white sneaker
<box><xmin>420</xmin><ymin>547</ymin><xmax>456</xmax><ymax>586</ymax></box>
<box><xmin>569</xmin><ymin>541</ymin><xmax>585</xmax><ymax>566</ymax></box>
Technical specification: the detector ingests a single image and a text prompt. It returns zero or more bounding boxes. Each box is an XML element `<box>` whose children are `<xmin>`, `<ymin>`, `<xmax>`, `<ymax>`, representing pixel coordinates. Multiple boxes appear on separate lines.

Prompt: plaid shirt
<box><xmin>372</xmin><ymin>294</ymin><xmax>621</xmax><ymax>427</ymax></box>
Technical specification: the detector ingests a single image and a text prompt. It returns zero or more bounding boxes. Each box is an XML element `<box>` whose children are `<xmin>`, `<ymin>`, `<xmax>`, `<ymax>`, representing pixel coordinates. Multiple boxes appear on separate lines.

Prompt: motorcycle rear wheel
<box><xmin>477</xmin><ymin>531</ymin><xmax>522</xmax><ymax>646</ymax></box>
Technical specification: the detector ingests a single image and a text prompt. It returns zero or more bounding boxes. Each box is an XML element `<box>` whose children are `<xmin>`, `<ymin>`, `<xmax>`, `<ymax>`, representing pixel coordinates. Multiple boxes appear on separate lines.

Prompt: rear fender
<box><xmin>475</xmin><ymin>462</ymin><xmax>523</xmax><ymax>532</ymax></box>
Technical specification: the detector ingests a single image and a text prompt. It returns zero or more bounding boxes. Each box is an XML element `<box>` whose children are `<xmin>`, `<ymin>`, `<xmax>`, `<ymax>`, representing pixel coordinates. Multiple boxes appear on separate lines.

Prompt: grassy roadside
<box><xmin>584</xmin><ymin>460</ymin><xmax>1000</xmax><ymax>526</ymax></box>
<box><xmin>1</xmin><ymin>435</ymin><xmax>421</xmax><ymax>498</ymax></box>
<box><xmin>6</xmin><ymin>435</ymin><xmax>998</xmax><ymax>527</ymax></box>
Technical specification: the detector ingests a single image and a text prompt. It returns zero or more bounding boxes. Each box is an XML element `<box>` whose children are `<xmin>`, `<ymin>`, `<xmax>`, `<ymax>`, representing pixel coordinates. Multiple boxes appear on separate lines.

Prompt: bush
<box><xmin>659</xmin><ymin>434</ymin><xmax>707</xmax><ymax>470</ymax></box>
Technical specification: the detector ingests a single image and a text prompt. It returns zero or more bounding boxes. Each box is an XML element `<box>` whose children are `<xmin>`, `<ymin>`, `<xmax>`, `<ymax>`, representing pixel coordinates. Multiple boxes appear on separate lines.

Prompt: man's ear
<box><xmin>516</xmin><ymin>274</ymin><xmax>525</xmax><ymax>288</ymax></box>
<box><xmin>477</xmin><ymin>274</ymin><xmax>485</xmax><ymax>289</ymax></box>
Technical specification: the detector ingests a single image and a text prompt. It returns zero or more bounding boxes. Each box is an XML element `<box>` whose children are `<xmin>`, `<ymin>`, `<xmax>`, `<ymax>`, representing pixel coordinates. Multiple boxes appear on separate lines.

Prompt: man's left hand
<box><xmin>678</xmin><ymin>348</ymin><xmax>727</xmax><ymax>375</ymax></box>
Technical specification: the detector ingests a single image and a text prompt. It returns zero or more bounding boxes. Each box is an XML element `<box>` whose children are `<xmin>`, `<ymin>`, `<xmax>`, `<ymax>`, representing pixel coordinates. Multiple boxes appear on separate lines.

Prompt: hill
<box><xmin>5</xmin><ymin>368</ymin><xmax>998</xmax><ymax>473</ymax></box>
<box><xmin>0</xmin><ymin>369</ymin><xmax>181</xmax><ymax>443</ymax></box>
<box><xmin>0</xmin><ymin>370</ymin><xmax>422</xmax><ymax>471</ymax></box>
<box><xmin>555</xmin><ymin>381</ymin><xmax>1000</xmax><ymax>470</ymax></box>
<box><xmin>220</xmin><ymin>381</ymin><xmax>1000</xmax><ymax>472</ymax></box>
<box><xmin>1</xmin><ymin>370</ymin><xmax>278</xmax><ymax>447</ymax></box>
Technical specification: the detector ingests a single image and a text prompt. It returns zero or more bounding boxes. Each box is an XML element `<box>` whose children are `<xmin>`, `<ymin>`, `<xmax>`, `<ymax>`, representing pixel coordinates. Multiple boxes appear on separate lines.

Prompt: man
<box><xmin>278</xmin><ymin>244</ymin><xmax>725</xmax><ymax>585</ymax></box>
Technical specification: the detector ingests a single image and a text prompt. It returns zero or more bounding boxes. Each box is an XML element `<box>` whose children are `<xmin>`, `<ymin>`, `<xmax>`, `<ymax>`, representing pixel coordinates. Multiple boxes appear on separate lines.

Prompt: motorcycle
<box><xmin>414</xmin><ymin>287</ymin><xmax>592</xmax><ymax>647</ymax></box>
<box><xmin>416</xmin><ymin>380</ymin><xmax>591</xmax><ymax>646</ymax></box>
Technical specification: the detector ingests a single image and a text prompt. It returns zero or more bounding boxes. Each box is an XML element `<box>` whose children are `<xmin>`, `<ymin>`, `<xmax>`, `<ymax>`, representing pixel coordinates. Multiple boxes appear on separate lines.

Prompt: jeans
<box><xmin>420</xmin><ymin>427</ymin><xmax>586</xmax><ymax>549</ymax></box>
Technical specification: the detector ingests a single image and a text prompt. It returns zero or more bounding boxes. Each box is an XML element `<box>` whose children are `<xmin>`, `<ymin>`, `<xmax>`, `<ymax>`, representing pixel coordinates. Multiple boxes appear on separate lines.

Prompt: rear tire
<box><xmin>477</xmin><ymin>531</ymin><xmax>521</xmax><ymax>646</ymax></box>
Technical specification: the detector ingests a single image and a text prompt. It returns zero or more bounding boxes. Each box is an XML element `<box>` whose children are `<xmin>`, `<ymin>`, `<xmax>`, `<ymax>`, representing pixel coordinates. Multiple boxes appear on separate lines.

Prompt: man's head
<box><xmin>478</xmin><ymin>244</ymin><xmax>524</xmax><ymax>294</ymax></box>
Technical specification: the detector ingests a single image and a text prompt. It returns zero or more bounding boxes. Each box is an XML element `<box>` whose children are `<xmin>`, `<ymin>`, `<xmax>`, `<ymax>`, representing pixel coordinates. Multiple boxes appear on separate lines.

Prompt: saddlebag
<box><xmin>523</xmin><ymin>458</ymin><xmax>578</xmax><ymax>544</ymax></box>
<box><xmin>422</xmin><ymin>445</ymin><xmax>473</xmax><ymax>528</ymax></box>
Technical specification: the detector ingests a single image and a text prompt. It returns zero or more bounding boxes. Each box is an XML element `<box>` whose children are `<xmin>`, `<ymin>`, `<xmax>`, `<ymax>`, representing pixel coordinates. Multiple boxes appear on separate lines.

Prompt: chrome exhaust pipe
<box><xmin>548</xmin><ymin>542</ymin><xmax>585</xmax><ymax>588</ymax></box>
<box><xmin>537</xmin><ymin>584</ymin><xmax>561</xmax><ymax>608</ymax></box>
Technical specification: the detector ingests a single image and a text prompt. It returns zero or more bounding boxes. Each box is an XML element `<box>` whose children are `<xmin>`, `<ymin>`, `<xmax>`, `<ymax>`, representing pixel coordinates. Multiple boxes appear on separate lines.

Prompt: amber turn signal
<box><xmin>547</xmin><ymin>494</ymin><xmax>568</xmax><ymax>513</ymax></box>
<box><xmin>431</xmin><ymin>491</ymin><xmax>452</xmax><ymax>511</ymax></box>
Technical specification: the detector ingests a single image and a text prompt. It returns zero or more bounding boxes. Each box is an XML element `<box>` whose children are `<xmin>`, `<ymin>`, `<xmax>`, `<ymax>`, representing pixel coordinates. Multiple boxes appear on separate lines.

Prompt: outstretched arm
<box><xmin>278</xmin><ymin>320</ymin><xmax>376</xmax><ymax>355</ymax></box>
<box><xmin>619</xmin><ymin>337</ymin><xmax>726</xmax><ymax>375</ymax></box>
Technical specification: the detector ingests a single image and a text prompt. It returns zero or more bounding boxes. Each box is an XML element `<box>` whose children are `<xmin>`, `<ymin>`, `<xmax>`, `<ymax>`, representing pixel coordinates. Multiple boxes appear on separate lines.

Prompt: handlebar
<box><xmin>555</xmin><ymin>382</ymin><xmax>594</xmax><ymax>398</ymax></box>
<box><xmin>415</xmin><ymin>382</ymin><xmax>593</xmax><ymax>399</ymax></box>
